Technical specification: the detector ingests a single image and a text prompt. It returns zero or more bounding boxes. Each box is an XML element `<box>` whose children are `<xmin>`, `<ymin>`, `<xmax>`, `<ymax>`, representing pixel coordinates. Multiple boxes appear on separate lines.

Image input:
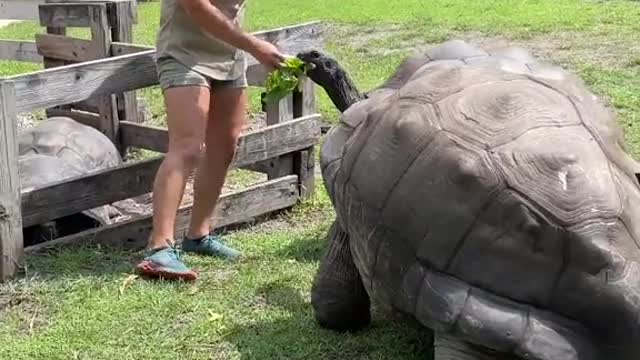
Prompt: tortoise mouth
<box><xmin>296</xmin><ymin>50</ymin><xmax>365</xmax><ymax>112</ymax></box>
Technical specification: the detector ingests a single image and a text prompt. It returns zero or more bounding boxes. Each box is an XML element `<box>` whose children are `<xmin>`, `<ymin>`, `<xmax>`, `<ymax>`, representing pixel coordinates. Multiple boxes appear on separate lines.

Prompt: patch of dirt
<box><xmin>330</xmin><ymin>23</ymin><xmax>408</xmax><ymax>50</ymax></box>
<box><xmin>332</xmin><ymin>23</ymin><xmax>639</xmax><ymax>71</ymax></box>
<box><xmin>458</xmin><ymin>31</ymin><xmax>640</xmax><ymax>70</ymax></box>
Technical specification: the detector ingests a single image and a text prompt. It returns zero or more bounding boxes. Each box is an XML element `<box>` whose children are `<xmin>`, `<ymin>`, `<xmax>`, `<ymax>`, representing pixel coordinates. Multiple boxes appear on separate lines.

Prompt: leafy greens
<box><xmin>264</xmin><ymin>57</ymin><xmax>313</xmax><ymax>104</ymax></box>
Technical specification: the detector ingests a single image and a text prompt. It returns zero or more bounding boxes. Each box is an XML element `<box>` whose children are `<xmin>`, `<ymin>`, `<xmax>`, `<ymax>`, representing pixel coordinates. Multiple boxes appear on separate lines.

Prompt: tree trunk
<box><xmin>434</xmin><ymin>332</ymin><xmax>520</xmax><ymax>360</ymax></box>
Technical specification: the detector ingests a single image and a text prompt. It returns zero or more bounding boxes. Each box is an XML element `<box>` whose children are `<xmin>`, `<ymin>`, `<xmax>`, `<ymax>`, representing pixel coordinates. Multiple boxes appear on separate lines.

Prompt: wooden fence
<box><xmin>0</xmin><ymin>0</ymin><xmax>324</xmax><ymax>281</ymax></box>
<box><xmin>3</xmin><ymin>0</ymin><xmax>145</xmax><ymax>129</ymax></box>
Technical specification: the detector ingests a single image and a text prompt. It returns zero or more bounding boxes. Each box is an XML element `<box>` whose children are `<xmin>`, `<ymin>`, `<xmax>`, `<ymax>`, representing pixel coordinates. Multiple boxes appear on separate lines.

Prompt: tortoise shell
<box><xmin>321</xmin><ymin>40</ymin><xmax>640</xmax><ymax>359</ymax></box>
<box><xmin>18</xmin><ymin>116</ymin><xmax>122</xmax><ymax>225</ymax></box>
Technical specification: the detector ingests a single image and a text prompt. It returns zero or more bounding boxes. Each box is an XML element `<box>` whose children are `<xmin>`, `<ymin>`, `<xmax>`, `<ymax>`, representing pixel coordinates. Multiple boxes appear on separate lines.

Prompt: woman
<box><xmin>135</xmin><ymin>0</ymin><xmax>285</xmax><ymax>281</ymax></box>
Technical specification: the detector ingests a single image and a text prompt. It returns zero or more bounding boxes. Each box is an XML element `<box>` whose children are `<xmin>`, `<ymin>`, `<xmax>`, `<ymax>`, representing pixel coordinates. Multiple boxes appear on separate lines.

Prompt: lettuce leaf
<box><xmin>264</xmin><ymin>57</ymin><xmax>313</xmax><ymax>104</ymax></box>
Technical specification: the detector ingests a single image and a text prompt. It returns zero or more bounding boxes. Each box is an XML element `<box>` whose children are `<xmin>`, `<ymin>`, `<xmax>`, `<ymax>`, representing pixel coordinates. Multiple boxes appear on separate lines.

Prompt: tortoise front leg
<box><xmin>311</xmin><ymin>219</ymin><xmax>371</xmax><ymax>332</ymax></box>
<box><xmin>434</xmin><ymin>332</ymin><xmax>520</xmax><ymax>360</ymax></box>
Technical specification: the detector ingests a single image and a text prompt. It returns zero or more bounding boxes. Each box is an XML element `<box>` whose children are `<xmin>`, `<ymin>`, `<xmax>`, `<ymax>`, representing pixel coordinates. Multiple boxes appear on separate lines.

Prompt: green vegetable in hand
<box><xmin>264</xmin><ymin>57</ymin><xmax>313</xmax><ymax>104</ymax></box>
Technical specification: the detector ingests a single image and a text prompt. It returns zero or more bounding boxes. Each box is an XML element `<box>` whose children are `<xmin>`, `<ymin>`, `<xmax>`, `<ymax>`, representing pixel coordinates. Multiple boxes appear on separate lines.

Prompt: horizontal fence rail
<box><xmin>21</xmin><ymin>114</ymin><xmax>322</xmax><ymax>227</ymax></box>
<box><xmin>1</xmin><ymin>21</ymin><xmax>324</xmax><ymax>113</ymax></box>
<box><xmin>25</xmin><ymin>175</ymin><xmax>301</xmax><ymax>253</ymax></box>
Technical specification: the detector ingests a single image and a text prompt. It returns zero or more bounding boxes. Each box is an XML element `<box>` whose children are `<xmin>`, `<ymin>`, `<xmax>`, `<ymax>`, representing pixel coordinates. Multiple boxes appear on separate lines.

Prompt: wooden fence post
<box><xmin>263</xmin><ymin>94</ymin><xmax>295</xmax><ymax>179</ymax></box>
<box><xmin>110</xmin><ymin>0</ymin><xmax>141</xmax><ymax>123</ymax></box>
<box><xmin>36</xmin><ymin>0</ymin><xmax>141</xmax><ymax>144</ymax></box>
<box><xmin>43</xmin><ymin>25</ymin><xmax>69</xmax><ymax>118</ymax></box>
<box><xmin>89</xmin><ymin>3</ymin><xmax>120</xmax><ymax>144</ymax></box>
<box><xmin>261</xmin><ymin>77</ymin><xmax>317</xmax><ymax>199</ymax></box>
<box><xmin>0</xmin><ymin>81</ymin><xmax>24</xmax><ymax>281</ymax></box>
<box><xmin>292</xmin><ymin>76</ymin><xmax>317</xmax><ymax>199</ymax></box>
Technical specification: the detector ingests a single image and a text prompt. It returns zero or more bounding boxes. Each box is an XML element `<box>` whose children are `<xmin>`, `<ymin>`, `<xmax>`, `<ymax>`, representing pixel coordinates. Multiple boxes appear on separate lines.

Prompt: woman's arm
<box><xmin>177</xmin><ymin>0</ymin><xmax>285</xmax><ymax>69</ymax></box>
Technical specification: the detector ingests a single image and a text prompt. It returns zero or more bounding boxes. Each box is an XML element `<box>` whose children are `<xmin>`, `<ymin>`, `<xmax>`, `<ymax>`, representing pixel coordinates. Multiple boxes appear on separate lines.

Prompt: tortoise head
<box><xmin>297</xmin><ymin>50</ymin><xmax>366</xmax><ymax>113</ymax></box>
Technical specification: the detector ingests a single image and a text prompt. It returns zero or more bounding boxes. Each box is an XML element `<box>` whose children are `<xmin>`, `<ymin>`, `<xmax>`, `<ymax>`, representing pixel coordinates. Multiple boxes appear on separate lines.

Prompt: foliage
<box><xmin>263</xmin><ymin>57</ymin><xmax>314</xmax><ymax>104</ymax></box>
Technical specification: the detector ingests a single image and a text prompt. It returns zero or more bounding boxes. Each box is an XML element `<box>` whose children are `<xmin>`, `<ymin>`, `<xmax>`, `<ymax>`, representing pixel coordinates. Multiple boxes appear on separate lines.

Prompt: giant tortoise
<box><xmin>19</xmin><ymin>116</ymin><xmax>121</xmax><ymax>245</ymax></box>
<box><xmin>296</xmin><ymin>40</ymin><xmax>640</xmax><ymax>359</ymax></box>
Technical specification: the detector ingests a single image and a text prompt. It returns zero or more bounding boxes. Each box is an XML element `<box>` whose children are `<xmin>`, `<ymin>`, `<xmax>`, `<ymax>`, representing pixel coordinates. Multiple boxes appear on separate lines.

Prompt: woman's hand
<box><xmin>249</xmin><ymin>39</ymin><xmax>286</xmax><ymax>70</ymax></box>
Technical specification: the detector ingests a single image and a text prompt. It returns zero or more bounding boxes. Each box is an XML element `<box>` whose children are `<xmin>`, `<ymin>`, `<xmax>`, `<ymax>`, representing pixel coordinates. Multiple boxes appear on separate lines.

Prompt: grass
<box><xmin>1</xmin><ymin>0</ymin><xmax>640</xmax><ymax>358</ymax></box>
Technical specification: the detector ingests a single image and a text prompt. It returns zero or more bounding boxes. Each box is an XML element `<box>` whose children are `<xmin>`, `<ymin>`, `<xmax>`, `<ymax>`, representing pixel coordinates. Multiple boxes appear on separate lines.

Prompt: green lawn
<box><xmin>1</xmin><ymin>0</ymin><xmax>640</xmax><ymax>359</ymax></box>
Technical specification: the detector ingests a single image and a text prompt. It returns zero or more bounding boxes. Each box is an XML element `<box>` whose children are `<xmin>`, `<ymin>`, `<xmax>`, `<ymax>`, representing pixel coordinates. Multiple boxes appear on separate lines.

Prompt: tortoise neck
<box><xmin>321</xmin><ymin>70</ymin><xmax>365</xmax><ymax>113</ymax></box>
<box><xmin>309</xmin><ymin>61</ymin><xmax>365</xmax><ymax>112</ymax></box>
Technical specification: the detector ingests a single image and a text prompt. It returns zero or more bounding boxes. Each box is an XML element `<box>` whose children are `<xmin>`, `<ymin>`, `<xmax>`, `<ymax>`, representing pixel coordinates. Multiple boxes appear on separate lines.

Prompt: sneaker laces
<box><xmin>166</xmin><ymin>239</ymin><xmax>184</xmax><ymax>260</ymax></box>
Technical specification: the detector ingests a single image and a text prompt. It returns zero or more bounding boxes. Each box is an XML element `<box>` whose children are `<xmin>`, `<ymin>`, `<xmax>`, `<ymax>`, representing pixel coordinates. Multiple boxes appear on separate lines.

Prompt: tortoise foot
<box><xmin>311</xmin><ymin>220</ymin><xmax>371</xmax><ymax>332</ymax></box>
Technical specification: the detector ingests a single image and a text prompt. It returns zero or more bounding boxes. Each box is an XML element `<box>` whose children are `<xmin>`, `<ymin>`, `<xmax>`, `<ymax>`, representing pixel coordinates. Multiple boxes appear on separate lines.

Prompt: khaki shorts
<box><xmin>156</xmin><ymin>56</ymin><xmax>248</xmax><ymax>91</ymax></box>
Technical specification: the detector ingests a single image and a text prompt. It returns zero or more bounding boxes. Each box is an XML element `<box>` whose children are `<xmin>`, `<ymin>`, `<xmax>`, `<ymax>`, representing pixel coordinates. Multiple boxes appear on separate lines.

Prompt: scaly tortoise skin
<box><xmin>297</xmin><ymin>40</ymin><xmax>640</xmax><ymax>359</ymax></box>
<box><xmin>19</xmin><ymin>116</ymin><xmax>121</xmax><ymax>245</ymax></box>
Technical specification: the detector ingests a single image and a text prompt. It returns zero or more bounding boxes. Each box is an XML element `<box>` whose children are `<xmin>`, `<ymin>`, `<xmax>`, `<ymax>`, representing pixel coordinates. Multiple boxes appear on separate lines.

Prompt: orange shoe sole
<box><xmin>135</xmin><ymin>260</ymin><xmax>198</xmax><ymax>282</ymax></box>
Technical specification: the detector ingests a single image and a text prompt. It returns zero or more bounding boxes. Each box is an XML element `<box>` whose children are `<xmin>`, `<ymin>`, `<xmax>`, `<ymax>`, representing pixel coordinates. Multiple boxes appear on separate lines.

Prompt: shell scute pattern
<box><xmin>324</xmin><ymin>40</ymin><xmax>640</xmax><ymax>358</ymax></box>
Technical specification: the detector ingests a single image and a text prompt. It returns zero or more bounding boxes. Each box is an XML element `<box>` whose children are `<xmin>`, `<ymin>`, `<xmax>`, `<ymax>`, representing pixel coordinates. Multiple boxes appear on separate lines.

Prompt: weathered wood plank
<box><xmin>0</xmin><ymin>81</ymin><xmax>23</xmax><ymax>281</ymax></box>
<box><xmin>293</xmin><ymin>147</ymin><xmax>315</xmax><ymax>199</ymax></box>
<box><xmin>8</xmin><ymin>21</ymin><xmax>324</xmax><ymax>113</ymax></box>
<box><xmin>110</xmin><ymin>0</ymin><xmax>139</xmax><ymax>124</ymax></box>
<box><xmin>1</xmin><ymin>0</ymin><xmax>136</xmax><ymax>22</ymax></box>
<box><xmin>117</xmin><ymin>119</ymin><xmax>273</xmax><ymax>174</ymax></box>
<box><xmin>43</xmin><ymin>0</ymin><xmax>137</xmax><ymax>28</ymax></box>
<box><xmin>0</xmin><ymin>40</ymin><xmax>153</xmax><ymax>65</ymax></box>
<box><xmin>45</xmin><ymin>108</ymin><xmax>102</xmax><ymax>130</ymax></box>
<box><xmin>38</xmin><ymin>3</ymin><xmax>98</xmax><ymax>28</ymax></box>
<box><xmin>88</xmin><ymin>3</ymin><xmax>119</xmax><ymax>142</ymax></box>
<box><xmin>0</xmin><ymin>40</ymin><xmax>41</xmax><ymax>62</ymax></box>
<box><xmin>110</xmin><ymin>42</ymin><xmax>151</xmax><ymax>56</ymax></box>
<box><xmin>251</xmin><ymin>21</ymin><xmax>324</xmax><ymax>66</ymax></box>
<box><xmin>21</xmin><ymin>156</ymin><xmax>161</xmax><ymax>228</ymax></box>
<box><xmin>294</xmin><ymin>76</ymin><xmax>317</xmax><ymax>117</ymax></box>
<box><xmin>35</xmin><ymin>33</ymin><xmax>96</xmax><ymax>62</ymax></box>
<box><xmin>42</xmin><ymin>26</ymin><xmax>68</xmax><ymax>69</ymax></box>
<box><xmin>293</xmin><ymin>76</ymin><xmax>317</xmax><ymax>199</ymax></box>
<box><xmin>42</xmin><ymin>26</ymin><xmax>69</xmax><ymax>118</ymax></box>
<box><xmin>25</xmin><ymin>175</ymin><xmax>299</xmax><ymax>253</ymax></box>
<box><xmin>120</xmin><ymin>113</ymin><xmax>321</xmax><ymax>161</ymax></box>
<box><xmin>36</xmin><ymin>0</ymin><xmax>138</xmax><ymax>27</ymax></box>
<box><xmin>110</xmin><ymin>2</ymin><xmax>134</xmax><ymax>46</ymax></box>
<box><xmin>118</xmin><ymin>120</ymin><xmax>165</xmax><ymax>152</ymax></box>
<box><xmin>68</xmin><ymin>96</ymin><xmax>128</xmax><ymax>114</ymax></box>
<box><xmin>264</xmin><ymin>94</ymin><xmax>295</xmax><ymax>180</ymax></box>
<box><xmin>21</xmin><ymin>114</ymin><xmax>321</xmax><ymax>226</ymax></box>
<box><xmin>66</xmin><ymin>98</ymin><xmax>100</xmax><ymax>113</ymax></box>
<box><xmin>8</xmin><ymin>48</ymin><xmax>155</xmax><ymax>115</ymax></box>
<box><xmin>0</xmin><ymin>0</ymin><xmax>42</xmax><ymax>21</ymax></box>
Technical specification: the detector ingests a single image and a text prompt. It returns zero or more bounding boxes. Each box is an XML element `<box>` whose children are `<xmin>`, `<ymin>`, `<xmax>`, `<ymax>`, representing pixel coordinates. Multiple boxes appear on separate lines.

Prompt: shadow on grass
<box><xmin>272</xmin><ymin>227</ymin><xmax>329</xmax><ymax>264</ymax></box>
<box><xmin>222</xmin><ymin>281</ymin><xmax>434</xmax><ymax>360</ymax></box>
<box><xmin>15</xmin><ymin>223</ymin><xmax>435</xmax><ymax>360</ymax></box>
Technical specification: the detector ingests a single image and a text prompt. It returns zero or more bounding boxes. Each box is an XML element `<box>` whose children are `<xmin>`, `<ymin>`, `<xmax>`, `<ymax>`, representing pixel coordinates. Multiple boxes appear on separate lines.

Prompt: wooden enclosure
<box><xmin>1</xmin><ymin>0</ymin><xmax>143</xmax><ymax>129</ymax></box>
<box><xmin>0</xmin><ymin>0</ymin><xmax>325</xmax><ymax>281</ymax></box>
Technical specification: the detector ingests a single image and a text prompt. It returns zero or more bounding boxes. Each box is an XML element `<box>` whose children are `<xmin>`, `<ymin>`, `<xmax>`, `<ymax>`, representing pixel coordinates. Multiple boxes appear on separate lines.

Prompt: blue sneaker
<box><xmin>135</xmin><ymin>242</ymin><xmax>197</xmax><ymax>281</ymax></box>
<box><xmin>182</xmin><ymin>234</ymin><xmax>241</xmax><ymax>260</ymax></box>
